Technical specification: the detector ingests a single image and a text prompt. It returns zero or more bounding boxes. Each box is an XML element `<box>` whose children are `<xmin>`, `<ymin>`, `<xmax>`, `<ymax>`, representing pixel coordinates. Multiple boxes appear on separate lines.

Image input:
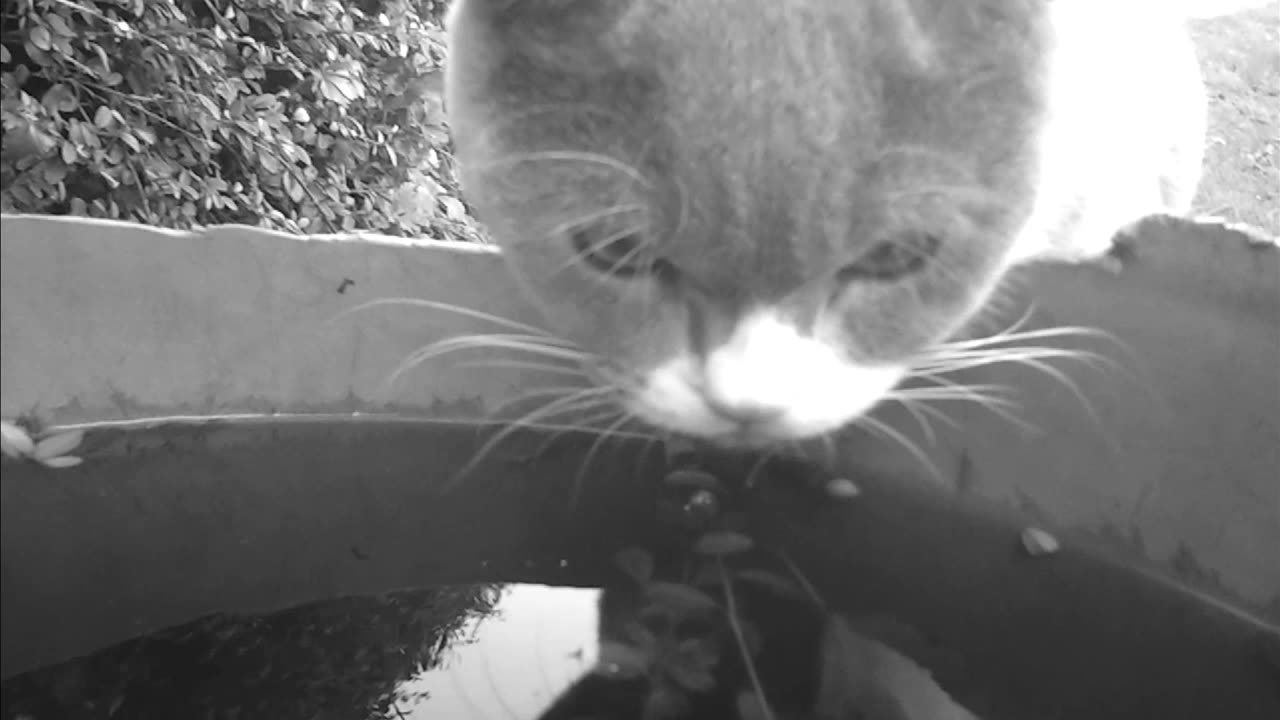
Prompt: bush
<box><xmin>0</xmin><ymin>0</ymin><xmax>482</xmax><ymax>241</ymax></box>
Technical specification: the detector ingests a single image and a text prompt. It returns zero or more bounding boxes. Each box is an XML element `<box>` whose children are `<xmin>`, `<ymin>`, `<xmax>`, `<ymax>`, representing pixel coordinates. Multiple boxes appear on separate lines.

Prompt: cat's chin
<box><xmin>621</xmin><ymin>392</ymin><xmax>866</xmax><ymax>449</ymax></box>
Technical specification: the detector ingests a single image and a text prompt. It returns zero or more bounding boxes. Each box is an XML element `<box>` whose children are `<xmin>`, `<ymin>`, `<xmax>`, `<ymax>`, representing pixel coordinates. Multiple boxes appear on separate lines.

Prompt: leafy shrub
<box><xmin>0</xmin><ymin>0</ymin><xmax>482</xmax><ymax>241</ymax></box>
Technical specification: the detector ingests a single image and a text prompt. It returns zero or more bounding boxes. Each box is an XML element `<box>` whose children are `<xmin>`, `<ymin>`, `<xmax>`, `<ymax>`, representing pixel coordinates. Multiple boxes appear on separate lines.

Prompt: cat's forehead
<box><xmin>449</xmin><ymin>0</ymin><xmax>1049</xmax><ymax>289</ymax></box>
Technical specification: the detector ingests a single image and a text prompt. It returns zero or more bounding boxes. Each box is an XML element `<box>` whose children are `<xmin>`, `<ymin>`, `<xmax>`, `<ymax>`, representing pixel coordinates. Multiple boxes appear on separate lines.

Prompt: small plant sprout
<box><xmin>663</xmin><ymin>467</ymin><xmax>727</xmax><ymax>494</ymax></box>
<box><xmin>0</xmin><ymin>420</ymin><xmax>85</xmax><ymax>469</ymax></box>
<box><xmin>693</xmin><ymin>531</ymin><xmax>755</xmax><ymax>557</ymax></box>
<box><xmin>0</xmin><ymin>419</ymin><xmax>35</xmax><ymax>458</ymax></box>
<box><xmin>1020</xmin><ymin>526</ymin><xmax>1061</xmax><ymax>557</ymax></box>
<box><xmin>615</xmin><ymin>547</ymin><xmax>655</xmax><ymax>585</ymax></box>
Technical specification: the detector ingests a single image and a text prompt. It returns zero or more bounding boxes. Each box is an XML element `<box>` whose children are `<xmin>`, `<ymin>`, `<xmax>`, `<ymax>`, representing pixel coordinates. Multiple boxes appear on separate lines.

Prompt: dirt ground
<box><xmin>1189</xmin><ymin>3</ymin><xmax>1280</xmax><ymax>235</ymax></box>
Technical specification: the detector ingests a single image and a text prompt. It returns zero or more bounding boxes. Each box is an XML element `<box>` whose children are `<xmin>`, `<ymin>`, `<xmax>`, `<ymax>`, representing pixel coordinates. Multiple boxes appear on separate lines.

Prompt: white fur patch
<box><xmin>630</xmin><ymin>310</ymin><xmax>904</xmax><ymax>444</ymax></box>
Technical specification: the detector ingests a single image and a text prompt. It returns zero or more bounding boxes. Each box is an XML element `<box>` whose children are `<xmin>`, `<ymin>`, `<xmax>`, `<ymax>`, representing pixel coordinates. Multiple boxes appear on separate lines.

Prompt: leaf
<box><xmin>663</xmin><ymin>467</ymin><xmax>725</xmax><ymax>492</ymax></box>
<box><xmin>733</xmin><ymin>568</ymin><xmax>804</xmax><ymax>598</ymax></box>
<box><xmin>693</xmin><ymin>531</ymin><xmax>754</xmax><ymax>557</ymax></box>
<box><xmin>29</xmin><ymin>26</ymin><xmax>52</xmax><ymax>51</ymax></box>
<box><xmin>42</xmin><ymin>161</ymin><xmax>70</xmax><ymax>186</ymax></box>
<box><xmin>0</xmin><ymin>421</ymin><xmax>35</xmax><ymax>458</ymax></box>
<box><xmin>47</xmin><ymin>14</ymin><xmax>74</xmax><ymax>37</ymax></box>
<box><xmin>94</xmin><ymin>106</ymin><xmax>113</xmax><ymax>129</ymax></box>
<box><xmin>614</xmin><ymin>547</ymin><xmax>654</xmax><ymax>584</ymax></box>
<box><xmin>0</xmin><ymin>45</ymin><xmax>10</xmax><ymax>63</ymax></box>
<box><xmin>40</xmin><ymin>455</ymin><xmax>84</xmax><ymax>469</ymax></box>
<box><xmin>439</xmin><ymin>195</ymin><xmax>466</xmax><ymax>220</ymax></box>
<box><xmin>61</xmin><ymin>141</ymin><xmax>77</xmax><ymax>164</ymax></box>
<box><xmin>316</xmin><ymin>64</ymin><xmax>366</xmax><ymax>107</ymax></box>
<box><xmin>41</xmin><ymin>84</ymin><xmax>78</xmax><ymax>113</ymax></box>
<box><xmin>644</xmin><ymin>582</ymin><xmax>720</xmax><ymax>612</ymax></box>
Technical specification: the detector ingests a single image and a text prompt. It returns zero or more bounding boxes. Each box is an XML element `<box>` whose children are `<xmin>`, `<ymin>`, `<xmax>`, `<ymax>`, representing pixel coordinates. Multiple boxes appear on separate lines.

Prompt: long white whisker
<box><xmin>330</xmin><ymin>297</ymin><xmax>557</xmax><ymax>338</ymax></box>
<box><xmin>444</xmin><ymin>387</ymin><xmax>619</xmax><ymax>491</ymax></box>
<box><xmin>487</xmin><ymin>384</ymin><xmax>609</xmax><ymax>420</ymax></box>
<box><xmin>460</xmin><ymin>358</ymin><xmax>588</xmax><ymax>377</ymax></box>
<box><xmin>886</xmin><ymin>396</ymin><xmax>943</xmax><ymax>446</ymax></box>
<box><xmin>569</xmin><ymin>412</ymin><xmax>637</xmax><ymax>507</ymax></box>
<box><xmin>387</xmin><ymin>334</ymin><xmax>589</xmax><ymax>390</ymax></box>
<box><xmin>855</xmin><ymin>415</ymin><xmax>942</xmax><ymax>485</ymax></box>
<box><xmin>476</xmin><ymin>150</ymin><xmax>651</xmax><ymax>189</ymax></box>
<box><xmin>547</xmin><ymin>203</ymin><xmax>648</xmax><ymax>237</ymax></box>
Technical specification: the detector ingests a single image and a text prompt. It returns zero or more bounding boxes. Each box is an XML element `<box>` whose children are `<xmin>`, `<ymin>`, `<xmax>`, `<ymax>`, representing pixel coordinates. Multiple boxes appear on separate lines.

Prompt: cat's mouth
<box><xmin>619</xmin><ymin>312</ymin><xmax>907</xmax><ymax>446</ymax></box>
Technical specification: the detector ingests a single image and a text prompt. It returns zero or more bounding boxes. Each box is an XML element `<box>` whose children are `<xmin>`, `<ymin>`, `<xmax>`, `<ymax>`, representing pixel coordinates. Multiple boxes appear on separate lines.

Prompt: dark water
<box><xmin>0</xmin><ymin>584</ymin><xmax>602</xmax><ymax>720</ymax></box>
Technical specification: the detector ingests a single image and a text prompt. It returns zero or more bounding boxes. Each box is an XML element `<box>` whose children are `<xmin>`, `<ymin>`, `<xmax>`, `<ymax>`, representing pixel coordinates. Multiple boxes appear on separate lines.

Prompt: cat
<box><xmin>441</xmin><ymin>0</ymin><xmax>1210</xmax><ymax>448</ymax></box>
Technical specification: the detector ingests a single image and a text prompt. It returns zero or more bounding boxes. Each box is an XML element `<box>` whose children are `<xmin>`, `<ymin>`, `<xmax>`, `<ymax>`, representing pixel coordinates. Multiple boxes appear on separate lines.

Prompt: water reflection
<box><xmin>392</xmin><ymin>584</ymin><xmax>600</xmax><ymax>719</ymax></box>
<box><xmin>0</xmin><ymin>583</ymin><xmax>587</xmax><ymax>720</ymax></box>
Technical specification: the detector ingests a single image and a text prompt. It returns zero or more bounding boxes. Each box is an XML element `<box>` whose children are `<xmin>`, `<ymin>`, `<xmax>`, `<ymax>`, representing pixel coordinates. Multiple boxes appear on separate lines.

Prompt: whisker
<box><xmin>854</xmin><ymin>414</ymin><xmax>942</xmax><ymax>485</ymax></box>
<box><xmin>569</xmin><ymin>412</ymin><xmax>637</xmax><ymax>508</ymax></box>
<box><xmin>475</xmin><ymin>150</ymin><xmax>652</xmax><ymax>189</ymax></box>
<box><xmin>330</xmin><ymin>297</ymin><xmax>557</xmax><ymax>339</ymax></box>
<box><xmin>892</xmin><ymin>383</ymin><xmax>1035</xmax><ymax>434</ymax></box>
<box><xmin>444</xmin><ymin>387</ymin><xmax>619</xmax><ymax>492</ymax></box>
<box><xmin>387</xmin><ymin>333</ymin><xmax>589</xmax><ymax>390</ymax></box>
<box><xmin>743</xmin><ymin>451</ymin><xmax>774</xmax><ymax>489</ymax></box>
<box><xmin>547</xmin><ymin>203</ymin><xmax>649</xmax><ymax>237</ymax></box>
<box><xmin>487</xmin><ymin>384</ymin><xmax>607</xmax><ymax>420</ymax></box>
<box><xmin>552</xmin><ymin>219</ymin><xmax>653</xmax><ymax>277</ymax></box>
<box><xmin>885</xmin><ymin>396</ymin><xmax>943</xmax><ymax>446</ymax></box>
<box><xmin>460</xmin><ymin>358</ymin><xmax>588</xmax><ymax>378</ymax></box>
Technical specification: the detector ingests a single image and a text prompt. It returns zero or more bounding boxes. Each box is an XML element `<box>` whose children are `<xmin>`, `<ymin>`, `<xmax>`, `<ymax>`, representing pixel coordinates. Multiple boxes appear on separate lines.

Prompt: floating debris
<box><xmin>824</xmin><ymin>477</ymin><xmax>862</xmax><ymax>499</ymax></box>
<box><xmin>1021</xmin><ymin>527</ymin><xmax>1061</xmax><ymax>556</ymax></box>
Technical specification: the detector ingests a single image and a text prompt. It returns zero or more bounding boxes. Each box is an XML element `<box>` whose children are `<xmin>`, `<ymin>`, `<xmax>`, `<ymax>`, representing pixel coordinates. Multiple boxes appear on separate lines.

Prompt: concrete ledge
<box><xmin>2</xmin><ymin>213</ymin><xmax>1278</xmax><ymax>714</ymax></box>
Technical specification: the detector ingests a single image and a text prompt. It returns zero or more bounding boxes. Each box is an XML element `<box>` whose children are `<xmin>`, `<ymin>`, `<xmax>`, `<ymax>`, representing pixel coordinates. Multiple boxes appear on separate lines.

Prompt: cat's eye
<box><xmin>837</xmin><ymin>230</ymin><xmax>941</xmax><ymax>282</ymax></box>
<box><xmin>570</xmin><ymin>229</ymin><xmax>659</xmax><ymax>279</ymax></box>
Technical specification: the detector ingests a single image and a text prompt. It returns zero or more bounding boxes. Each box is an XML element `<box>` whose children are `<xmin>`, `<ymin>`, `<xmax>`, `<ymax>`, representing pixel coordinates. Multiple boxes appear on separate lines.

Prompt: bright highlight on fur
<box><xmin>636</xmin><ymin>311</ymin><xmax>905</xmax><ymax>443</ymax></box>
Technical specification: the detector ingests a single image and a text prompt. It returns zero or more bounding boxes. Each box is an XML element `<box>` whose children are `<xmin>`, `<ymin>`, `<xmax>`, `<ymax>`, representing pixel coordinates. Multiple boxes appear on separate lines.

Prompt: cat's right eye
<box><xmin>836</xmin><ymin>230</ymin><xmax>941</xmax><ymax>283</ymax></box>
<box><xmin>570</xmin><ymin>228</ymin><xmax>660</xmax><ymax>279</ymax></box>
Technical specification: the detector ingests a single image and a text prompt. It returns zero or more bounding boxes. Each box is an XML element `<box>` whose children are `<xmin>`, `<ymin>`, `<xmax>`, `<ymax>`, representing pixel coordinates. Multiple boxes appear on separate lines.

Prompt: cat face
<box><xmin>445</xmin><ymin>0</ymin><xmax>1050</xmax><ymax>446</ymax></box>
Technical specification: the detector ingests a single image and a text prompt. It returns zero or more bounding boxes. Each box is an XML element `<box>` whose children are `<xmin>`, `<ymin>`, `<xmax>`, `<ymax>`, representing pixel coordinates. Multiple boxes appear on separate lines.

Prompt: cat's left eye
<box><xmin>570</xmin><ymin>229</ymin><xmax>658</xmax><ymax>279</ymax></box>
<box><xmin>837</xmin><ymin>230</ymin><xmax>941</xmax><ymax>283</ymax></box>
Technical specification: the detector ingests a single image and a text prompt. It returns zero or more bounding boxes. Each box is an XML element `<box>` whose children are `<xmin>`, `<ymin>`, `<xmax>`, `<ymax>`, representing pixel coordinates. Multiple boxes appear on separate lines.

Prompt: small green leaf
<box><xmin>663</xmin><ymin>467</ymin><xmax>725</xmax><ymax>492</ymax></box>
<box><xmin>94</xmin><ymin>106</ymin><xmax>113</xmax><ymax>129</ymax></box>
<box><xmin>693</xmin><ymin>531</ymin><xmax>754</xmax><ymax>557</ymax></box>
<box><xmin>40</xmin><ymin>455</ymin><xmax>84</xmax><ymax>469</ymax></box>
<box><xmin>29</xmin><ymin>26</ymin><xmax>52</xmax><ymax>51</ymax></box>
<box><xmin>734</xmin><ymin>568</ymin><xmax>804</xmax><ymax>598</ymax></box>
<box><xmin>35</xmin><ymin>429</ymin><xmax>84</xmax><ymax>461</ymax></box>
<box><xmin>0</xmin><ymin>421</ymin><xmax>35</xmax><ymax>458</ymax></box>
<box><xmin>644</xmin><ymin>581</ymin><xmax>719</xmax><ymax>612</ymax></box>
<box><xmin>614</xmin><ymin>547</ymin><xmax>654</xmax><ymax>584</ymax></box>
<box><xmin>46</xmin><ymin>14</ymin><xmax>74</xmax><ymax>37</ymax></box>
